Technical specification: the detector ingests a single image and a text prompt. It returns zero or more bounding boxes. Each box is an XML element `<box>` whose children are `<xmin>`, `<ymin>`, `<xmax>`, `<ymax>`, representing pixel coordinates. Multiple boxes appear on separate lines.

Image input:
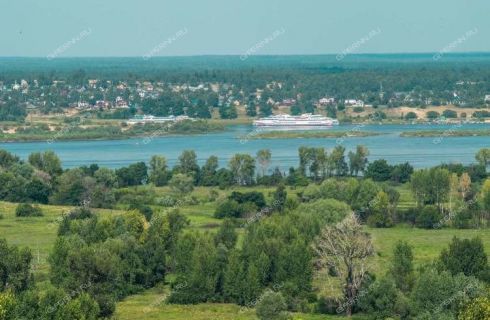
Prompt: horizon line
<box><xmin>1</xmin><ymin>51</ymin><xmax>490</xmax><ymax>59</ymax></box>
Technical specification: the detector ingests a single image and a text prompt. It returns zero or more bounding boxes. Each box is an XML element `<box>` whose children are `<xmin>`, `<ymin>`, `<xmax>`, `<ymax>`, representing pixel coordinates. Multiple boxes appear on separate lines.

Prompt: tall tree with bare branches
<box><xmin>313</xmin><ymin>214</ymin><xmax>374</xmax><ymax>316</ymax></box>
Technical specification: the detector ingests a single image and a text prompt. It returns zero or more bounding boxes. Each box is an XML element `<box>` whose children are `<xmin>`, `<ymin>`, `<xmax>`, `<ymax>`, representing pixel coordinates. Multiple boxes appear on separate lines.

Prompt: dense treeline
<box><xmin>0</xmin><ymin>146</ymin><xmax>490</xmax><ymax>319</ymax></box>
<box><xmin>2</xmin><ymin>55</ymin><xmax>490</xmax><ymax>121</ymax></box>
<box><xmin>0</xmin><ymin>147</ymin><xmax>488</xmax><ymax>226</ymax></box>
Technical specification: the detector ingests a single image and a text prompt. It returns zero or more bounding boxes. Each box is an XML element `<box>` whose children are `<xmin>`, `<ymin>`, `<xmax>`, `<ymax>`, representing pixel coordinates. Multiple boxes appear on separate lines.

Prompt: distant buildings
<box><xmin>319</xmin><ymin>97</ymin><xmax>335</xmax><ymax>105</ymax></box>
<box><xmin>344</xmin><ymin>99</ymin><xmax>364</xmax><ymax>107</ymax></box>
<box><xmin>281</xmin><ymin>98</ymin><xmax>296</xmax><ymax>106</ymax></box>
<box><xmin>95</xmin><ymin>100</ymin><xmax>111</xmax><ymax>108</ymax></box>
<box><xmin>115</xmin><ymin>96</ymin><xmax>129</xmax><ymax>109</ymax></box>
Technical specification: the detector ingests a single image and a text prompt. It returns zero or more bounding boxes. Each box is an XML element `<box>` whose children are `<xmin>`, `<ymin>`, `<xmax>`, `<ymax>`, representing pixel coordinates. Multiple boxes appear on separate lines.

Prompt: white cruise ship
<box><xmin>253</xmin><ymin>114</ymin><xmax>339</xmax><ymax>127</ymax></box>
<box><xmin>127</xmin><ymin>115</ymin><xmax>191</xmax><ymax>124</ymax></box>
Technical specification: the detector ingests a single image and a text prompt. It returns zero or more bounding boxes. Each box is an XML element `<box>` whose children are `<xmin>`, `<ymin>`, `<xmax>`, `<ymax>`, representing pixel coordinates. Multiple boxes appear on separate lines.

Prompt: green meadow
<box><xmin>1</xmin><ymin>183</ymin><xmax>490</xmax><ymax>319</ymax></box>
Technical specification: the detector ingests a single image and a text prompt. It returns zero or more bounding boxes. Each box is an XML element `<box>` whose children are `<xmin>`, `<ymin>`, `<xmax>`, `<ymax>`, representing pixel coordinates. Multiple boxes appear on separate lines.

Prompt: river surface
<box><xmin>0</xmin><ymin>124</ymin><xmax>488</xmax><ymax>169</ymax></box>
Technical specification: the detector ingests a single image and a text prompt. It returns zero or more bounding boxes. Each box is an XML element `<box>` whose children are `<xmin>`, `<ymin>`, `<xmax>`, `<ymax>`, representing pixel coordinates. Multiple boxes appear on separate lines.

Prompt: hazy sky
<box><xmin>1</xmin><ymin>0</ymin><xmax>488</xmax><ymax>57</ymax></box>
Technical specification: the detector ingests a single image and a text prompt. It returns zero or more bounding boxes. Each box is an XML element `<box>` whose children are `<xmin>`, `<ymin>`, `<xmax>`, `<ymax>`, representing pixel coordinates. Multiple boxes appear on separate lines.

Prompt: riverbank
<box><xmin>400</xmin><ymin>129</ymin><xmax>490</xmax><ymax>137</ymax></box>
<box><xmin>0</xmin><ymin>120</ymin><xmax>225</xmax><ymax>142</ymax></box>
<box><xmin>246</xmin><ymin>130</ymin><xmax>383</xmax><ymax>139</ymax></box>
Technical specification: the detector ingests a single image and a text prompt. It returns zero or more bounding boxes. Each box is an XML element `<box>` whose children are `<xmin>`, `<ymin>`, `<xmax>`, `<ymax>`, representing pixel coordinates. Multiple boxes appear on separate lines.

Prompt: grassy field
<box><xmin>113</xmin><ymin>286</ymin><xmax>360</xmax><ymax>320</ymax></box>
<box><xmin>2</xmin><ymin>183</ymin><xmax>490</xmax><ymax>319</ymax></box>
<box><xmin>0</xmin><ymin>201</ymin><xmax>124</xmax><ymax>280</ymax></box>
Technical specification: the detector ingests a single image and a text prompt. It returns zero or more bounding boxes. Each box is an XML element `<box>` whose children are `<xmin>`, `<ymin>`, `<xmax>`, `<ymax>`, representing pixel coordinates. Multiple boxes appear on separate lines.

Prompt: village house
<box><xmin>319</xmin><ymin>97</ymin><xmax>335</xmax><ymax>105</ymax></box>
<box><xmin>344</xmin><ymin>99</ymin><xmax>364</xmax><ymax>107</ymax></box>
<box><xmin>88</xmin><ymin>79</ymin><xmax>98</xmax><ymax>88</ymax></box>
<box><xmin>281</xmin><ymin>98</ymin><xmax>296</xmax><ymax>106</ymax></box>
<box><xmin>95</xmin><ymin>100</ymin><xmax>111</xmax><ymax>109</ymax></box>
<box><xmin>115</xmin><ymin>96</ymin><xmax>129</xmax><ymax>109</ymax></box>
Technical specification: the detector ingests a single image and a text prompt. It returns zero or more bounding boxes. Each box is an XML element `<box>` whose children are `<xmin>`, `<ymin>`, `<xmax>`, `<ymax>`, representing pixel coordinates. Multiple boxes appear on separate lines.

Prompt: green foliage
<box><xmin>367</xmin><ymin>191</ymin><xmax>393</xmax><ymax>228</ymax></box>
<box><xmin>48</xmin><ymin>208</ymin><xmax>183</xmax><ymax>317</ymax></box>
<box><xmin>256</xmin><ymin>290</ymin><xmax>291</xmax><ymax>320</ymax></box>
<box><xmin>296</xmin><ymin>198</ymin><xmax>351</xmax><ymax>227</ymax></box>
<box><xmin>0</xmin><ymin>239</ymin><xmax>32</xmax><ymax>293</ymax></box>
<box><xmin>215</xmin><ymin>199</ymin><xmax>245</xmax><ymax>219</ymax></box>
<box><xmin>0</xmin><ymin>100</ymin><xmax>26</xmax><ymax>121</ymax></box>
<box><xmin>442</xmin><ymin>109</ymin><xmax>458</xmax><ymax>118</ymax></box>
<box><xmin>149</xmin><ymin>155</ymin><xmax>170</xmax><ymax>186</ymax></box>
<box><xmin>229</xmin><ymin>154</ymin><xmax>256</xmax><ymax>186</ymax></box>
<box><xmin>246</xmin><ymin>103</ymin><xmax>257</xmax><ymax>117</ymax></box>
<box><xmin>214</xmin><ymin>191</ymin><xmax>267</xmax><ymax>219</ymax></box>
<box><xmin>404</xmin><ymin>111</ymin><xmax>417</xmax><ymax>120</ymax></box>
<box><xmin>390</xmin><ymin>241</ymin><xmax>415</xmax><ymax>293</ymax></box>
<box><xmin>28</xmin><ymin>151</ymin><xmax>63</xmax><ymax>177</ymax></box>
<box><xmin>416</xmin><ymin>205</ymin><xmax>442</xmax><ymax>229</ymax></box>
<box><xmin>476</xmin><ymin>148</ymin><xmax>490</xmax><ymax>169</ymax></box>
<box><xmin>426</xmin><ymin>110</ymin><xmax>440</xmax><ymax>119</ymax></box>
<box><xmin>365</xmin><ymin>159</ymin><xmax>392</xmax><ymax>182</ymax></box>
<box><xmin>219</xmin><ymin>105</ymin><xmax>238</xmax><ymax>119</ymax></box>
<box><xmin>116</xmin><ymin>162</ymin><xmax>148</xmax><ymax>187</ymax></box>
<box><xmin>410</xmin><ymin>268</ymin><xmax>485</xmax><ymax>318</ymax></box>
<box><xmin>348</xmin><ymin>145</ymin><xmax>369</xmax><ymax>176</ymax></box>
<box><xmin>15</xmin><ymin>203</ymin><xmax>43</xmax><ymax>217</ymax></box>
<box><xmin>482</xmin><ymin>179</ymin><xmax>490</xmax><ymax>213</ymax></box>
<box><xmin>390</xmin><ymin>162</ymin><xmax>414</xmax><ymax>183</ymax></box>
<box><xmin>439</xmin><ymin>237</ymin><xmax>489</xmax><ymax>280</ymax></box>
<box><xmin>198</xmin><ymin>156</ymin><xmax>219</xmax><ymax>186</ymax></box>
<box><xmin>411</xmin><ymin>168</ymin><xmax>451</xmax><ymax>208</ymax></box>
<box><xmin>0</xmin><ymin>290</ymin><xmax>16</xmax><ymax>320</ymax></box>
<box><xmin>0</xmin><ymin>150</ymin><xmax>20</xmax><ymax>168</ymax></box>
<box><xmin>459</xmin><ymin>296</ymin><xmax>490</xmax><ymax>320</ymax></box>
<box><xmin>168</xmin><ymin>233</ymin><xmax>221</xmax><ymax>304</ymax></box>
<box><xmin>272</xmin><ymin>184</ymin><xmax>287</xmax><ymax>212</ymax></box>
<box><xmin>169</xmin><ymin>173</ymin><xmax>194</xmax><ymax>194</ymax></box>
<box><xmin>358</xmin><ymin>277</ymin><xmax>407</xmax><ymax>320</ymax></box>
<box><xmin>214</xmin><ymin>219</ymin><xmax>238</xmax><ymax>249</ymax></box>
<box><xmin>229</xmin><ymin>191</ymin><xmax>266</xmax><ymax>208</ymax></box>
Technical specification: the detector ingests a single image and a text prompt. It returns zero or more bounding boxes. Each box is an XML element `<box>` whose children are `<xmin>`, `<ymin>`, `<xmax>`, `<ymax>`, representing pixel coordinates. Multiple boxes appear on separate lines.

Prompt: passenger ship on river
<box><xmin>253</xmin><ymin>113</ymin><xmax>339</xmax><ymax>127</ymax></box>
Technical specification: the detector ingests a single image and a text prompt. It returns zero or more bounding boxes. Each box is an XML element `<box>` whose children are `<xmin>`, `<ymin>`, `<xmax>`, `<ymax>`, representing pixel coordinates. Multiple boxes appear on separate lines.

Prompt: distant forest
<box><xmin>1</xmin><ymin>54</ymin><xmax>490</xmax><ymax>121</ymax></box>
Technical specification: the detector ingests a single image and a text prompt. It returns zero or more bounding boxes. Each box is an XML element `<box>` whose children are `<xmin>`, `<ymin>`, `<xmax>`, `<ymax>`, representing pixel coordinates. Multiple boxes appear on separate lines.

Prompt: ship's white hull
<box><xmin>253</xmin><ymin>120</ymin><xmax>338</xmax><ymax>127</ymax></box>
<box><xmin>253</xmin><ymin>113</ymin><xmax>339</xmax><ymax>127</ymax></box>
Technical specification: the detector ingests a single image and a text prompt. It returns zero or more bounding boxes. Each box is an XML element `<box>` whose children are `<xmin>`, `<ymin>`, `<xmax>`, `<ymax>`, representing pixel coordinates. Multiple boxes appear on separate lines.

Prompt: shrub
<box><xmin>415</xmin><ymin>205</ymin><xmax>442</xmax><ymax>229</ymax></box>
<box><xmin>426</xmin><ymin>111</ymin><xmax>440</xmax><ymax>119</ymax></box>
<box><xmin>301</xmin><ymin>184</ymin><xmax>321</xmax><ymax>202</ymax></box>
<box><xmin>214</xmin><ymin>199</ymin><xmax>243</xmax><ymax>218</ymax></box>
<box><xmin>365</xmin><ymin>160</ymin><xmax>393</xmax><ymax>181</ymax></box>
<box><xmin>0</xmin><ymin>290</ymin><xmax>16</xmax><ymax>320</ymax></box>
<box><xmin>358</xmin><ymin>277</ymin><xmax>406</xmax><ymax>319</ymax></box>
<box><xmin>473</xmin><ymin>110</ymin><xmax>490</xmax><ymax>118</ymax></box>
<box><xmin>410</xmin><ymin>268</ymin><xmax>484</xmax><ymax>318</ymax></box>
<box><xmin>128</xmin><ymin>203</ymin><xmax>153</xmax><ymax>222</ymax></box>
<box><xmin>67</xmin><ymin>207</ymin><xmax>93</xmax><ymax>220</ymax></box>
<box><xmin>459</xmin><ymin>296</ymin><xmax>490</xmax><ymax>320</ymax></box>
<box><xmin>15</xmin><ymin>204</ymin><xmax>43</xmax><ymax>217</ymax></box>
<box><xmin>169</xmin><ymin>174</ymin><xmax>194</xmax><ymax>194</ymax></box>
<box><xmin>442</xmin><ymin>109</ymin><xmax>457</xmax><ymax>118</ymax></box>
<box><xmin>439</xmin><ymin>237</ymin><xmax>488</xmax><ymax>279</ymax></box>
<box><xmin>316</xmin><ymin>296</ymin><xmax>339</xmax><ymax>315</ymax></box>
<box><xmin>229</xmin><ymin>191</ymin><xmax>266</xmax><ymax>208</ymax></box>
<box><xmin>405</xmin><ymin>112</ymin><xmax>418</xmax><ymax>120</ymax></box>
<box><xmin>256</xmin><ymin>290</ymin><xmax>291</xmax><ymax>320</ymax></box>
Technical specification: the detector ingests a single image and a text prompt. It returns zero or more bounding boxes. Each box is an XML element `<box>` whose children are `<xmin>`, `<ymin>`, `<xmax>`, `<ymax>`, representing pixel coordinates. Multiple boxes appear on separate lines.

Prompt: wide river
<box><xmin>0</xmin><ymin>123</ymin><xmax>488</xmax><ymax>169</ymax></box>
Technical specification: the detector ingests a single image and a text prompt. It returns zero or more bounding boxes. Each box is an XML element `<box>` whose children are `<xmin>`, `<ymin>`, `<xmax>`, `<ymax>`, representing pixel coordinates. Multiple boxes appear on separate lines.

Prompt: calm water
<box><xmin>0</xmin><ymin>124</ymin><xmax>488</xmax><ymax>170</ymax></box>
